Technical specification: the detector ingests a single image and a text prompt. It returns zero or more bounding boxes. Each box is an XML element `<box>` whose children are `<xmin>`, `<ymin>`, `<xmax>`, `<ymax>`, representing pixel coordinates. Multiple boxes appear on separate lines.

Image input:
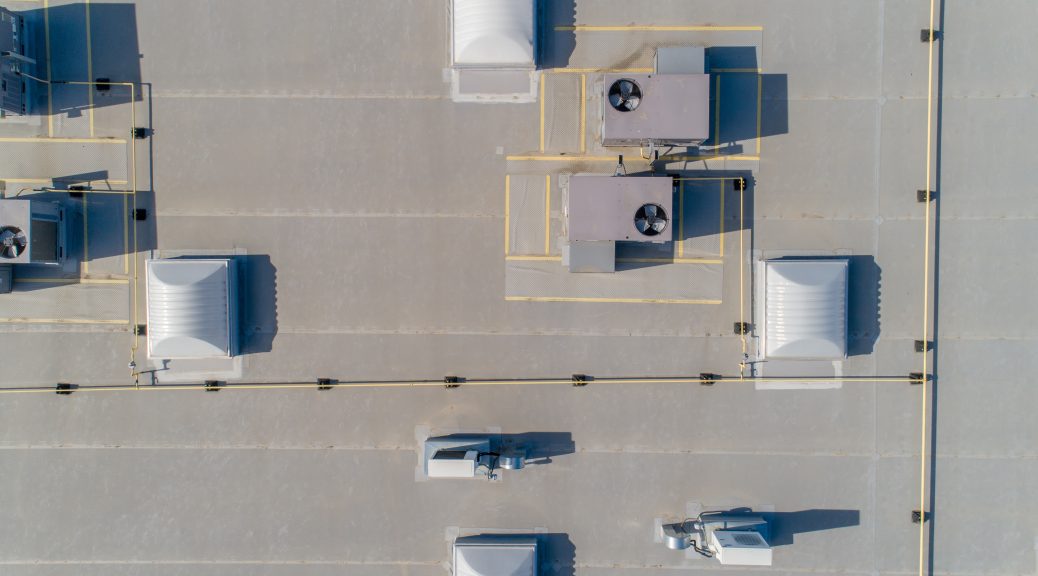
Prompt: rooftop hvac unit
<box><xmin>424</xmin><ymin>435</ymin><xmax>527</xmax><ymax>479</ymax></box>
<box><xmin>0</xmin><ymin>199</ymin><xmax>65</xmax><ymax>264</ymax></box>
<box><xmin>428</xmin><ymin>449</ymin><xmax>481</xmax><ymax>478</ymax></box>
<box><xmin>601</xmin><ymin>72</ymin><xmax>709</xmax><ymax>147</ymax></box>
<box><xmin>563</xmin><ymin>174</ymin><xmax>673</xmax><ymax>273</ymax></box>
<box><xmin>660</xmin><ymin>513</ymin><xmax>772</xmax><ymax>566</ymax></box>
<box><xmin>710</xmin><ymin>530</ymin><xmax>773</xmax><ymax>566</ymax></box>
<box><xmin>0</xmin><ymin>7</ymin><xmax>36</xmax><ymax>117</ymax></box>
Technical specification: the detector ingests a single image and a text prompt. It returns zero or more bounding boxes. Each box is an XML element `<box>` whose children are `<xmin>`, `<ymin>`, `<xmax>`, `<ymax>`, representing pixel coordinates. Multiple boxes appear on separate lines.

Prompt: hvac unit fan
<box><xmin>0</xmin><ymin>225</ymin><xmax>27</xmax><ymax>259</ymax></box>
<box><xmin>608</xmin><ymin>78</ymin><xmax>642</xmax><ymax>112</ymax></box>
<box><xmin>634</xmin><ymin>203</ymin><xmax>668</xmax><ymax>236</ymax></box>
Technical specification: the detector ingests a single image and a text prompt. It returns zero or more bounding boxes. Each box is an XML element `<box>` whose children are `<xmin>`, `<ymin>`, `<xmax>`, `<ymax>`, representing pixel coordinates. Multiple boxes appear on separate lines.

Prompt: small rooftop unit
<box><xmin>562</xmin><ymin>174</ymin><xmax>672</xmax><ymax>273</ymax></box>
<box><xmin>601</xmin><ymin>47</ymin><xmax>709</xmax><ymax>148</ymax></box>
<box><xmin>661</xmin><ymin>513</ymin><xmax>772</xmax><ymax>566</ymax></box>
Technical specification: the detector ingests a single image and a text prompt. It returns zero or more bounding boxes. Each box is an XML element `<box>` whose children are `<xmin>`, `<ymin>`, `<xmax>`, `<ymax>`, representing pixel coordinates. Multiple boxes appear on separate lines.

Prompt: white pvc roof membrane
<box><xmin>764</xmin><ymin>259</ymin><xmax>848</xmax><ymax>360</ymax></box>
<box><xmin>146</xmin><ymin>259</ymin><xmax>237</xmax><ymax>359</ymax></box>
<box><xmin>454</xmin><ymin>536</ymin><xmax>537</xmax><ymax>576</ymax></box>
<box><xmin>452</xmin><ymin>0</ymin><xmax>535</xmax><ymax>68</ymax></box>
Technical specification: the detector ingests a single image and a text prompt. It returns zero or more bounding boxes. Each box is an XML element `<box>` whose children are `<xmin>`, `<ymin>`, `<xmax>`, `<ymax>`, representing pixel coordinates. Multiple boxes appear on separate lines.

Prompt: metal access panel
<box><xmin>654</xmin><ymin>46</ymin><xmax>705</xmax><ymax>74</ymax></box>
<box><xmin>601</xmin><ymin>73</ymin><xmax>709</xmax><ymax>147</ymax></box>
<box><xmin>565</xmin><ymin>240</ymin><xmax>615</xmax><ymax>273</ymax></box>
<box><xmin>566</xmin><ymin>175</ymin><xmax>673</xmax><ymax>243</ymax></box>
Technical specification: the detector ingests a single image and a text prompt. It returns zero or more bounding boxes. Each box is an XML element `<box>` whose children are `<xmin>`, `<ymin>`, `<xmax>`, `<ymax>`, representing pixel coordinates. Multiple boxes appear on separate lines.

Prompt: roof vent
<box><xmin>634</xmin><ymin>203</ymin><xmax>668</xmax><ymax>236</ymax></box>
<box><xmin>608</xmin><ymin>78</ymin><xmax>642</xmax><ymax>112</ymax></box>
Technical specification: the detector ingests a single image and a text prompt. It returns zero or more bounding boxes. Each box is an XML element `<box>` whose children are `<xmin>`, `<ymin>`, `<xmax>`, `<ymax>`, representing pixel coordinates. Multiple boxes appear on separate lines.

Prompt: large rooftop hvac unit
<box><xmin>453</xmin><ymin>534</ymin><xmax>538</xmax><ymax>576</ymax></box>
<box><xmin>146</xmin><ymin>258</ymin><xmax>239</xmax><ymax>359</ymax></box>
<box><xmin>601</xmin><ymin>47</ymin><xmax>709</xmax><ymax>148</ymax></box>
<box><xmin>563</xmin><ymin>174</ymin><xmax>673</xmax><ymax>273</ymax></box>
<box><xmin>0</xmin><ymin>6</ymin><xmax>35</xmax><ymax>117</ymax></box>
<box><xmin>0</xmin><ymin>198</ymin><xmax>65</xmax><ymax>265</ymax></box>
<box><xmin>762</xmin><ymin>258</ymin><xmax>849</xmax><ymax>360</ymax></box>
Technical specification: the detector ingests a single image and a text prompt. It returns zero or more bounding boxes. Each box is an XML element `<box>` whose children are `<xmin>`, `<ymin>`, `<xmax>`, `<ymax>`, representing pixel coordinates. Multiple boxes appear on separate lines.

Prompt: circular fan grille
<box><xmin>634</xmin><ymin>204</ymin><xmax>668</xmax><ymax>236</ymax></box>
<box><xmin>0</xmin><ymin>225</ymin><xmax>27</xmax><ymax>259</ymax></box>
<box><xmin>608</xmin><ymin>78</ymin><xmax>642</xmax><ymax>112</ymax></box>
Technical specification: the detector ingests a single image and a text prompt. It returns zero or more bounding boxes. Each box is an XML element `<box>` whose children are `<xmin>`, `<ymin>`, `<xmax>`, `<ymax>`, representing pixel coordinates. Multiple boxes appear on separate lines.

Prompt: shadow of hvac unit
<box><xmin>602</xmin><ymin>47</ymin><xmax>709</xmax><ymax>149</ymax></box>
<box><xmin>561</xmin><ymin>174</ymin><xmax>672</xmax><ymax>273</ymax></box>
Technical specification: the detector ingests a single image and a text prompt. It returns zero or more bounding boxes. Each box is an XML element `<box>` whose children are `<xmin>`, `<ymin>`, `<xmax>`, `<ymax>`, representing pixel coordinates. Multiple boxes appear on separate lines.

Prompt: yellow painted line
<box><xmin>550</xmin><ymin>67</ymin><xmax>653</xmax><ymax>74</ymax></box>
<box><xmin>617</xmin><ymin>257</ymin><xmax>722</xmax><ymax>265</ymax></box>
<box><xmin>677</xmin><ymin>180</ymin><xmax>684</xmax><ymax>258</ymax></box>
<box><xmin>123</xmin><ymin>194</ymin><xmax>129</xmax><ymax>274</ymax></box>
<box><xmin>718</xmin><ymin>181</ymin><xmax>725</xmax><ymax>256</ymax></box>
<box><xmin>713</xmin><ymin>68</ymin><xmax>762</xmax><ymax>73</ymax></box>
<box><xmin>14</xmin><ymin>277</ymin><xmax>128</xmax><ymax>284</ymax></box>
<box><xmin>738</xmin><ymin>178</ymin><xmax>746</xmax><ymax>374</ymax></box>
<box><xmin>756</xmin><ymin>72</ymin><xmax>763</xmax><ymax>155</ymax></box>
<box><xmin>0</xmin><ymin>317</ymin><xmax>127</xmax><ymax>325</ymax></box>
<box><xmin>81</xmin><ymin>194</ymin><xmax>89</xmax><ymax>273</ymax></box>
<box><xmin>508</xmin><ymin>154</ymin><xmax>617</xmax><ymax>162</ymax></box>
<box><xmin>507</xmin><ymin>154</ymin><xmax>759</xmax><ymax>162</ymax></box>
<box><xmin>555</xmin><ymin>25</ymin><xmax>762</xmax><ymax>32</ymax></box>
<box><xmin>714</xmin><ymin>75</ymin><xmax>721</xmax><ymax>146</ymax></box>
<box><xmin>504</xmin><ymin>175</ymin><xmax>511</xmax><ymax>255</ymax></box>
<box><xmin>43</xmin><ymin>0</ymin><xmax>52</xmax><ymax>137</ymax></box>
<box><xmin>506</xmin><ymin>255</ymin><xmax>561</xmax><ymax>262</ymax></box>
<box><xmin>675</xmin><ymin>177</ymin><xmax>743</xmax><ymax>181</ymax></box>
<box><xmin>507</xmin><ymin>296</ymin><xmax>722</xmax><ymax>305</ymax></box>
<box><xmin>539</xmin><ymin>75</ymin><xmax>546</xmax><ymax>151</ymax></box>
<box><xmin>544</xmin><ymin>174</ymin><xmax>551</xmax><ymax>254</ymax></box>
<box><xmin>0</xmin><ymin>137</ymin><xmax>127</xmax><ymax>143</ymax></box>
<box><xmin>85</xmin><ymin>0</ymin><xmax>94</xmax><ymax>137</ymax></box>
<box><xmin>579</xmin><ymin>74</ymin><xmax>587</xmax><ymax>153</ymax></box>
<box><xmin>675</xmin><ymin>154</ymin><xmax>760</xmax><ymax>162</ymax></box>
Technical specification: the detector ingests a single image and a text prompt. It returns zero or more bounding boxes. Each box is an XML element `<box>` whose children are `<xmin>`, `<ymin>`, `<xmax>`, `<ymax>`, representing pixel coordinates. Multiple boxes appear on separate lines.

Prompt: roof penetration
<box><xmin>146</xmin><ymin>259</ymin><xmax>237</xmax><ymax>359</ymax></box>
<box><xmin>764</xmin><ymin>259</ymin><xmax>848</xmax><ymax>360</ymax></box>
<box><xmin>453</xmin><ymin>535</ymin><xmax>538</xmax><ymax>576</ymax></box>
<box><xmin>452</xmin><ymin>0</ymin><xmax>535</xmax><ymax>68</ymax></box>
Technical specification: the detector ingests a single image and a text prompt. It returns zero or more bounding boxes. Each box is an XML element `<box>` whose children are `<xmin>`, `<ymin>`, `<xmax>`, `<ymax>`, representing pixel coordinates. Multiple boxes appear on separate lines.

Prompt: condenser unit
<box><xmin>0</xmin><ymin>198</ymin><xmax>65</xmax><ymax>264</ymax></box>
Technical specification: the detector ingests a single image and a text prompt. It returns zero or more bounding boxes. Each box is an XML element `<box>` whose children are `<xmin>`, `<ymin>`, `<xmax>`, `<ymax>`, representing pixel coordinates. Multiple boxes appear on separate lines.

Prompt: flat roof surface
<box><xmin>0</xmin><ymin>1</ymin><xmax>1035</xmax><ymax>575</ymax></box>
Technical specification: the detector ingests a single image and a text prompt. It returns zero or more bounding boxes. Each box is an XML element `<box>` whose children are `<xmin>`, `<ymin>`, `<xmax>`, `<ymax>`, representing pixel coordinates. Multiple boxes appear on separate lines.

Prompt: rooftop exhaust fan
<box><xmin>634</xmin><ymin>203</ymin><xmax>668</xmax><ymax>236</ymax></box>
<box><xmin>608</xmin><ymin>78</ymin><xmax>642</xmax><ymax>112</ymax></box>
<box><xmin>0</xmin><ymin>226</ymin><xmax>27</xmax><ymax>259</ymax></box>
